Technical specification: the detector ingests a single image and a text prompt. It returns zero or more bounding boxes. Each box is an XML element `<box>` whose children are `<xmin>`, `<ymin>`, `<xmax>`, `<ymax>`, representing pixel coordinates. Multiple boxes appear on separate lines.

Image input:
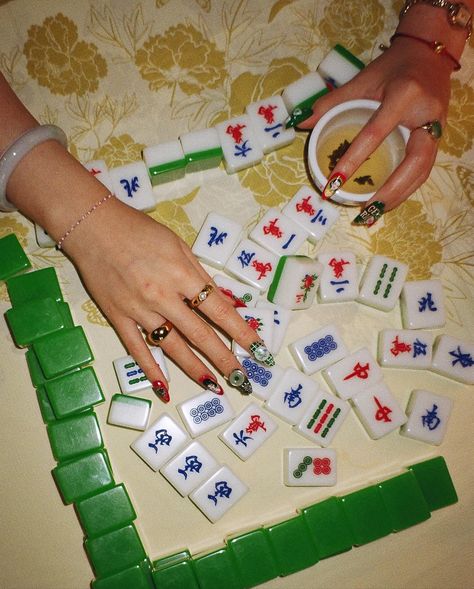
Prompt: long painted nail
<box><xmin>322</xmin><ymin>172</ymin><xmax>346</xmax><ymax>200</ymax></box>
<box><xmin>284</xmin><ymin>106</ymin><xmax>314</xmax><ymax>129</ymax></box>
<box><xmin>152</xmin><ymin>380</ymin><xmax>170</xmax><ymax>403</ymax></box>
<box><xmin>228</xmin><ymin>368</ymin><xmax>253</xmax><ymax>395</ymax></box>
<box><xmin>199</xmin><ymin>374</ymin><xmax>224</xmax><ymax>395</ymax></box>
<box><xmin>352</xmin><ymin>200</ymin><xmax>385</xmax><ymax>227</ymax></box>
<box><xmin>249</xmin><ymin>341</ymin><xmax>275</xmax><ymax>367</ymax></box>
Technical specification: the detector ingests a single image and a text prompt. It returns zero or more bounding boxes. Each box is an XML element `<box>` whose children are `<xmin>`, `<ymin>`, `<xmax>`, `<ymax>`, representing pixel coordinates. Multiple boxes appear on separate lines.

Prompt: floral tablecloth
<box><xmin>0</xmin><ymin>1</ymin><xmax>473</xmax><ymax>588</ymax></box>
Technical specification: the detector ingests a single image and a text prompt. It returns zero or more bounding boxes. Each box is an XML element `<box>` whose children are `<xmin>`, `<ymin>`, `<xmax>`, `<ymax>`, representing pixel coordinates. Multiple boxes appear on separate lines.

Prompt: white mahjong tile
<box><xmin>289</xmin><ymin>324</ymin><xmax>349</xmax><ymax>375</ymax></box>
<box><xmin>267</xmin><ymin>255</ymin><xmax>323</xmax><ymax>311</ymax></box>
<box><xmin>256</xmin><ymin>300</ymin><xmax>292</xmax><ymax>354</ymax></box>
<box><xmin>189</xmin><ymin>465</ymin><xmax>248</xmax><ymax>523</ymax></box>
<box><xmin>113</xmin><ymin>348</ymin><xmax>170</xmax><ymax>394</ymax></box>
<box><xmin>317</xmin><ymin>251</ymin><xmax>359</xmax><ymax>303</ymax></box>
<box><xmin>225</xmin><ymin>238</ymin><xmax>278</xmax><ymax>293</ymax></box>
<box><xmin>176</xmin><ymin>391</ymin><xmax>235</xmax><ymax>438</ymax></box>
<box><xmin>35</xmin><ymin>224</ymin><xmax>55</xmax><ymax>248</ymax></box>
<box><xmin>179</xmin><ymin>127</ymin><xmax>223</xmax><ymax>172</ymax></box>
<box><xmin>249</xmin><ymin>208</ymin><xmax>308</xmax><ymax>257</ymax></box>
<box><xmin>284</xmin><ymin>448</ymin><xmax>337</xmax><ymax>486</ymax></box>
<box><xmin>294</xmin><ymin>390</ymin><xmax>350</xmax><ymax>447</ymax></box>
<box><xmin>237</xmin><ymin>357</ymin><xmax>285</xmax><ymax>401</ymax></box>
<box><xmin>400</xmin><ymin>389</ymin><xmax>453</xmax><ymax>445</ymax></box>
<box><xmin>245</xmin><ymin>95</ymin><xmax>295</xmax><ymax>153</ymax></box>
<box><xmin>282</xmin><ymin>186</ymin><xmax>340</xmax><ymax>244</ymax></box>
<box><xmin>142</xmin><ymin>140</ymin><xmax>186</xmax><ymax>185</ymax></box>
<box><xmin>350</xmin><ymin>383</ymin><xmax>407</xmax><ymax>440</ymax></box>
<box><xmin>213</xmin><ymin>274</ymin><xmax>259</xmax><ymax>308</ymax></box>
<box><xmin>109</xmin><ymin>161</ymin><xmax>156</xmax><ymax>212</ymax></box>
<box><xmin>431</xmin><ymin>334</ymin><xmax>474</xmax><ymax>385</ymax></box>
<box><xmin>323</xmin><ymin>347</ymin><xmax>384</xmax><ymax>400</ymax></box>
<box><xmin>400</xmin><ymin>279</ymin><xmax>446</xmax><ymax>329</ymax></box>
<box><xmin>160</xmin><ymin>440</ymin><xmax>220</xmax><ymax>496</ymax></box>
<box><xmin>191</xmin><ymin>212</ymin><xmax>243</xmax><ymax>269</ymax></box>
<box><xmin>317</xmin><ymin>45</ymin><xmax>364</xmax><ymax>88</ymax></box>
<box><xmin>378</xmin><ymin>329</ymin><xmax>434</xmax><ymax>369</ymax></box>
<box><xmin>265</xmin><ymin>367</ymin><xmax>320</xmax><ymax>425</ymax></box>
<box><xmin>107</xmin><ymin>393</ymin><xmax>151</xmax><ymax>431</ymax></box>
<box><xmin>130</xmin><ymin>413</ymin><xmax>189</xmax><ymax>471</ymax></box>
<box><xmin>232</xmin><ymin>307</ymin><xmax>274</xmax><ymax>358</ymax></box>
<box><xmin>281</xmin><ymin>72</ymin><xmax>328</xmax><ymax>113</ymax></box>
<box><xmin>83</xmin><ymin>159</ymin><xmax>114</xmax><ymax>191</ymax></box>
<box><xmin>215</xmin><ymin>115</ymin><xmax>264</xmax><ymax>173</ymax></box>
<box><xmin>357</xmin><ymin>255</ymin><xmax>409</xmax><ymax>312</ymax></box>
<box><xmin>219</xmin><ymin>402</ymin><xmax>278</xmax><ymax>461</ymax></box>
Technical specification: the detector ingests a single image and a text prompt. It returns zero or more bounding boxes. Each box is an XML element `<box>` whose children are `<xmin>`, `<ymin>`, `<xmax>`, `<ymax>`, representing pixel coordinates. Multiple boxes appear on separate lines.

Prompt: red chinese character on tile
<box><xmin>329</xmin><ymin>257</ymin><xmax>350</xmax><ymax>279</ymax></box>
<box><xmin>257</xmin><ymin>104</ymin><xmax>277</xmax><ymax>124</ymax></box>
<box><xmin>374</xmin><ymin>396</ymin><xmax>392</xmax><ymax>422</ymax></box>
<box><xmin>252</xmin><ymin>260</ymin><xmax>272</xmax><ymax>279</ymax></box>
<box><xmin>246</xmin><ymin>414</ymin><xmax>266</xmax><ymax>433</ymax></box>
<box><xmin>343</xmin><ymin>362</ymin><xmax>370</xmax><ymax>380</ymax></box>
<box><xmin>295</xmin><ymin>195</ymin><xmax>315</xmax><ymax>216</ymax></box>
<box><xmin>226</xmin><ymin>124</ymin><xmax>246</xmax><ymax>144</ymax></box>
<box><xmin>263</xmin><ymin>218</ymin><xmax>283</xmax><ymax>238</ymax></box>
<box><xmin>89</xmin><ymin>168</ymin><xmax>101</xmax><ymax>176</ymax></box>
<box><xmin>390</xmin><ymin>335</ymin><xmax>411</xmax><ymax>356</ymax></box>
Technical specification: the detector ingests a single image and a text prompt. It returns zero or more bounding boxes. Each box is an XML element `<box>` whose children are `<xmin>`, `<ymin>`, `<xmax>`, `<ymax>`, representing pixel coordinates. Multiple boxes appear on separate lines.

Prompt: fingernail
<box><xmin>322</xmin><ymin>172</ymin><xmax>346</xmax><ymax>200</ymax></box>
<box><xmin>284</xmin><ymin>106</ymin><xmax>314</xmax><ymax>129</ymax></box>
<box><xmin>228</xmin><ymin>368</ymin><xmax>253</xmax><ymax>395</ymax></box>
<box><xmin>249</xmin><ymin>341</ymin><xmax>275</xmax><ymax>367</ymax></box>
<box><xmin>352</xmin><ymin>200</ymin><xmax>385</xmax><ymax>226</ymax></box>
<box><xmin>152</xmin><ymin>380</ymin><xmax>170</xmax><ymax>403</ymax></box>
<box><xmin>199</xmin><ymin>374</ymin><xmax>224</xmax><ymax>395</ymax></box>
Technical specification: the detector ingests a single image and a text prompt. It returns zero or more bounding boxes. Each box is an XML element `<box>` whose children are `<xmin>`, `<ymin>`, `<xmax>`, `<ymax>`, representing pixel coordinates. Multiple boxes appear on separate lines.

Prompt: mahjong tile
<box><xmin>130</xmin><ymin>413</ymin><xmax>189</xmax><ymax>471</ymax></box>
<box><xmin>232</xmin><ymin>306</ymin><xmax>274</xmax><ymax>358</ymax></box>
<box><xmin>400</xmin><ymin>280</ymin><xmax>446</xmax><ymax>329</ymax></box>
<box><xmin>189</xmin><ymin>465</ymin><xmax>248</xmax><ymax>522</ymax></box>
<box><xmin>160</xmin><ymin>441</ymin><xmax>220</xmax><ymax>496</ymax></box>
<box><xmin>357</xmin><ymin>255</ymin><xmax>409</xmax><ymax>311</ymax></box>
<box><xmin>35</xmin><ymin>224</ymin><xmax>56</xmax><ymax>248</ymax></box>
<box><xmin>281</xmin><ymin>72</ymin><xmax>328</xmax><ymax>114</ymax></box>
<box><xmin>267</xmin><ymin>255</ymin><xmax>323</xmax><ymax>310</ymax></box>
<box><xmin>213</xmin><ymin>274</ymin><xmax>259</xmax><ymax>308</ymax></box>
<box><xmin>317</xmin><ymin>251</ymin><xmax>359</xmax><ymax>303</ymax></box>
<box><xmin>256</xmin><ymin>300</ymin><xmax>292</xmax><ymax>354</ymax></box>
<box><xmin>238</xmin><ymin>357</ymin><xmax>285</xmax><ymax>401</ymax></box>
<box><xmin>219</xmin><ymin>402</ymin><xmax>278</xmax><ymax>461</ymax></box>
<box><xmin>191</xmin><ymin>212</ymin><xmax>243</xmax><ymax>269</ymax></box>
<box><xmin>289</xmin><ymin>324</ymin><xmax>349</xmax><ymax>375</ymax></box>
<box><xmin>179</xmin><ymin>127</ymin><xmax>223</xmax><ymax>173</ymax></box>
<box><xmin>323</xmin><ymin>347</ymin><xmax>384</xmax><ymax>400</ymax></box>
<box><xmin>294</xmin><ymin>390</ymin><xmax>350</xmax><ymax>447</ymax></box>
<box><xmin>83</xmin><ymin>159</ymin><xmax>114</xmax><ymax>191</ymax></box>
<box><xmin>317</xmin><ymin>44</ymin><xmax>364</xmax><ymax>88</ymax></box>
<box><xmin>113</xmin><ymin>347</ymin><xmax>169</xmax><ymax>394</ymax></box>
<box><xmin>378</xmin><ymin>329</ymin><xmax>434</xmax><ymax>369</ymax></box>
<box><xmin>400</xmin><ymin>389</ymin><xmax>453</xmax><ymax>445</ymax></box>
<box><xmin>215</xmin><ymin>115</ymin><xmax>264</xmax><ymax>173</ymax></box>
<box><xmin>265</xmin><ymin>368</ymin><xmax>320</xmax><ymax>425</ymax></box>
<box><xmin>282</xmin><ymin>186</ymin><xmax>340</xmax><ymax>244</ymax></box>
<box><xmin>284</xmin><ymin>448</ymin><xmax>337</xmax><ymax>486</ymax></box>
<box><xmin>176</xmin><ymin>391</ymin><xmax>235</xmax><ymax>438</ymax></box>
<box><xmin>225</xmin><ymin>238</ymin><xmax>278</xmax><ymax>293</ymax></box>
<box><xmin>431</xmin><ymin>334</ymin><xmax>474</xmax><ymax>385</ymax></box>
<box><xmin>249</xmin><ymin>208</ymin><xmax>308</xmax><ymax>257</ymax></box>
<box><xmin>109</xmin><ymin>161</ymin><xmax>156</xmax><ymax>212</ymax></box>
<box><xmin>142</xmin><ymin>140</ymin><xmax>186</xmax><ymax>185</ymax></box>
<box><xmin>350</xmin><ymin>383</ymin><xmax>407</xmax><ymax>439</ymax></box>
<box><xmin>245</xmin><ymin>95</ymin><xmax>295</xmax><ymax>153</ymax></box>
<box><xmin>107</xmin><ymin>394</ymin><xmax>151</xmax><ymax>431</ymax></box>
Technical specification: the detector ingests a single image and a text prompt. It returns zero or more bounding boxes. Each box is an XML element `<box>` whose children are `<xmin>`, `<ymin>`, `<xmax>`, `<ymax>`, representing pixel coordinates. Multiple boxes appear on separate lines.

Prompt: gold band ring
<box><xmin>189</xmin><ymin>283</ymin><xmax>214</xmax><ymax>308</ymax></box>
<box><xmin>147</xmin><ymin>320</ymin><xmax>173</xmax><ymax>345</ymax></box>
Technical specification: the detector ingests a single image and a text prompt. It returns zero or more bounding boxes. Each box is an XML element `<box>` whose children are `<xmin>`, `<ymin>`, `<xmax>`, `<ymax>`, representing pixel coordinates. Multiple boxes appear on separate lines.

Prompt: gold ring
<box><xmin>147</xmin><ymin>320</ymin><xmax>173</xmax><ymax>345</ymax></box>
<box><xmin>189</xmin><ymin>283</ymin><xmax>214</xmax><ymax>308</ymax></box>
<box><xmin>417</xmin><ymin>120</ymin><xmax>442</xmax><ymax>140</ymax></box>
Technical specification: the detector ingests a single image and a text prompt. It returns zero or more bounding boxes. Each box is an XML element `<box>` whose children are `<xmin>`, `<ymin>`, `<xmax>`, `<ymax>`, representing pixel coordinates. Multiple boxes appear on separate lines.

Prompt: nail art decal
<box><xmin>322</xmin><ymin>172</ymin><xmax>346</xmax><ymax>200</ymax></box>
<box><xmin>249</xmin><ymin>341</ymin><xmax>275</xmax><ymax>367</ymax></box>
<box><xmin>352</xmin><ymin>200</ymin><xmax>385</xmax><ymax>227</ymax></box>
<box><xmin>152</xmin><ymin>380</ymin><xmax>170</xmax><ymax>403</ymax></box>
<box><xmin>284</xmin><ymin>106</ymin><xmax>314</xmax><ymax>129</ymax></box>
<box><xmin>199</xmin><ymin>375</ymin><xmax>224</xmax><ymax>396</ymax></box>
<box><xmin>228</xmin><ymin>368</ymin><xmax>253</xmax><ymax>395</ymax></box>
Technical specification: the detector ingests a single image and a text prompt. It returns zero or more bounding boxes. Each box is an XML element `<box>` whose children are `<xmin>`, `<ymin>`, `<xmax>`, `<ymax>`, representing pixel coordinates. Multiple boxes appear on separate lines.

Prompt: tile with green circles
<box><xmin>377</xmin><ymin>471</ymin><xmax>431</xmax><ymax>532</ymax></box>
<box><xmin>300</xmin><ymin>496</ymin><xmax>354</xmax><ymax>558</ymax></box>
<box><xmin>75</xmin><ymin>483</ymin><xmax>137</xmax><ymax>538</ymax></box>
<box><xmin>227</xmin><ymin>528</ymin><xmax>279</xmax><ymax>588</ymax></box>
<box><xmin>408</xmin><ymin>456</ymin><xmax>458</xmax><ymax>511</ymax></box>
<box><xmin>193</xmin><ymin>547</ymin><xmax>244</xmax><ymax>589</ymax></box>
<box><xmin>6</xmin><ymin>266</ymin><xmax>62</xmax><ymax>306</ymax></box>
<box><xmin>84</xmin><ymin>523</ymin><xmax>147</xmax><ymax>578</ymax></box>
<box><xmin>32</xmin><ymin>326</ymin><xmax>94</xmax><ymax>378</ymax></box>
<box><xmin>52</xmin><ymin>449</ymin><xmax>115</xmax><ymax>504</ymax></box>
<box><xmin>339</xmin><ymin>485</ymin><xmax>392</xmax><ymax>546</ymax></box>
<box><xmin>36</xmin><ymin>386</ymin><xmax>57</xmax><ymax>424</ymax></box>
<box><xmin>152</xmin><ymin>559</ymin><xmax>200</xmax><ymax>589</ymax></box>
<box><xmin>44</xmin><ymin>366</ymin><xmax>104</xmax><ymax>418</ymax></box>
<box><xmin>47</xmin><ymin>411</ymin><xmax>103</xmax><ymax>462</ymax></box>
<box><xmin>91</xmin><ymin>561</ymin><xmax>154</xmax><ymax>589</ymax></box>
<box><xmin>0</xmin><ymin>233</ymin><xmax>31</xmax><ymax>281</ymax></box>
<box><xmin>5</xmin><ymin>297</ymin><xmax>66</xmax><ymax>347</ymax></box>
<box><xmin>264</xmin><ymin>514</ymin><xmax>319</xmax><ymax>576</ymax></box>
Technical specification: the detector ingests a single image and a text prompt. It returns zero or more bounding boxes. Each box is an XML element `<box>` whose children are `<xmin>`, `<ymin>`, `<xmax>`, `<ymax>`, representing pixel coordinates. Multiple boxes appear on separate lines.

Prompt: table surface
<box><xmin>1</xmin><ymin>1</ymin><xmax>473</xmax><ymax>588</ymax></box>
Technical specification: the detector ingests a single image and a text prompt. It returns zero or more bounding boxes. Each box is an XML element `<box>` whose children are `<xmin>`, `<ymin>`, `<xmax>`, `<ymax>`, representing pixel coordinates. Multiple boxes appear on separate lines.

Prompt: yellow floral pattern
<box><xmin>94</xmin><ymin>134</ymin><xmax>145</xmax><ymax>168</ymax></box>
<box><xmin>441</xmin><ymin>79</ymin><xmax>474</xmax><ymax>158</ymax></box>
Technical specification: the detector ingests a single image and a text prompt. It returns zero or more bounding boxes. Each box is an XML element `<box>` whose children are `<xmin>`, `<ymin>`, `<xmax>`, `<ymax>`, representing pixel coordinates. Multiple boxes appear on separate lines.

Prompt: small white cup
<box><xmin>307</xmin><ymin>99</ymin><xmax>410</xmax><ymax>205</ymax></box>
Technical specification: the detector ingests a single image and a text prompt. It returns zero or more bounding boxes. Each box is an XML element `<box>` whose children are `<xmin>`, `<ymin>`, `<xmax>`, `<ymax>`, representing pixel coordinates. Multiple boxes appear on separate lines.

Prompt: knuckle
<box><xmin>187</xmin><ymin>322</ymin><xmax>215</xmax><ymax>347</ymax></box>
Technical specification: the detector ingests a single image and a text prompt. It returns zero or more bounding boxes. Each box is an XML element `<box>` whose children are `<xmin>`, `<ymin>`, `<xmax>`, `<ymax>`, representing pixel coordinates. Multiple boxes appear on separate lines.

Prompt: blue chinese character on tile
<box><xmin>284</xmin><ymin>384</ymin><xmax>303</xmax><ymax>408</ymax></box>
<box><xmin>265</xmin><ymin>123</ymin><xmax>283</xmax><ymax>138</ymax></box>
<box><xmin>208</xmin><ymin>226</ymin><xmax>228</xmax><ymax>247</ymax></box>
<box><xmin>413</xmin><ymin>338</ymin><xmax>427</xmax><ymax>358</ymax></box>
<box><xmin>208</xmin><ymin>480</ymin><xmax>232</xmax><ymax>505</ymax></box>
<box><xmin>330</xmin><ymin>279</ymin><xmax>349</xmax><ymax>293</ymax></box>
<box><xmin>233</xmin><ymin>429</ymin><xmax>253</xmax><ymax>447</ymax></box>
<box><xmin>310</xmin><ymin>209</ymin><xmax>327</xmax><ymax>225</ymax></box>
<box><xmin>238</xmin><ymin>250</ymin><xmax>255</xmax><ymax>269</ymax></box>
<box><xmin>282</xmin><ymin>233</ymin><xmax>296</xmax><ymax>250</ymax></box>
<box><xmin>449</xmin><ymin>346</ymin><xmax>473</xmax><ymax>367</ymax></box>
<box><xmin>418</xmin><ymin>292</ymin><xmax>437</xmax><ymax>312</ymax></box>
<box><xmin>177</xmin><ymin>455</ymin><xmax>202</xmax><ymax>479</ymax></box>
<box><xmin>120</xmin><ymin>176</ymin><xmax>140</xmax><ymax>198</ymax></box>
<box><xmin>234</xmin><ymin>140</ymin><xmax>252</xmax><ymax>158</ymax></box>
<box><xmin>421</xmin><ymin>404</ymin><xmax>441</xmax><ymax>430</ymax></box>
<box><xmin>148</xmin><ymin>428</ymin><xmax>172</xmax><ymax>453</ymax></box>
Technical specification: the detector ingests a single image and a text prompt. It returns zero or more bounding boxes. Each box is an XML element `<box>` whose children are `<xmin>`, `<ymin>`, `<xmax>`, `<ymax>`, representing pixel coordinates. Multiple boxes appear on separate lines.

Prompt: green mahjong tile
<box><xmin>32</xmin><ymin>326</ymin><xmax>93</xmax><ymax>378</ymax></box>
<box><xmin>264</xmin><ymin>514</ymin><xmax>319</xmax><ymax>576</ymax></box>
<box><xmin>84</xmin><ymin>524</ymin><xmax>147</xmax><ymax>578</ymax></box>
<box><xmin>377</xmin><ymin>471</ymin><xmax>431</xmax><ymax>531</ymax></box>
<box><xmin>52</xmin><ymin>449</ymin><xmax>114</xmax><ymax>504</ymax></box>
<box><xmin>5</xmin><ymin>297</ymin><xmax>66</xmax><ymax>347</ymax></box>
<box><xmin>58</xmin><ymin>301</ymin><xmax>74</xmax><ymax>327</ymax></box>
<box><xmin>153</xmin><ymin>550</ymin><xmax>191</xmax><ymax>570</ymax></box>
<box><xmin>44</xmin><ymin>366</ymin><xmax>104</xmax><ymax>418</ymax></box>
<box><xmin>339</xmin><ymin>485</ymin><xmax>392</xmax><ymax>546</ymax></box>
<box><xmin>36</xmin><ymin>386</ymin><xmax>57</xmax><ymax>424</ymax></box>
<box><xmin>0</xmin><ymin>233</ymin><xmax>31</xmax><ymax>281</ymax></box>
<box><xmin>152</xmin><ymin>559</ymin><xmax>199</xmax><ymax>589</ymax></box>
<box><xmin>26</xmin><ymin>348</ymin><xmax>48</xmax><ymax>388</ymax></box>
<box><xmin>91</xmin><ymin>561</ymin><xmax>154</xmax><ymax>589</ymax></box>
<box><xmin>193</xmin><ymin>548</ymin><xmax>244</xmax><ymax>589</ymax></box>
<box><xmin>6</xmin><ymin>266</ymin><xmax>62</xmax><ymax>306</ymax></box>
<box><xmin>300</xmin><ymin>496</ymin><xmax>354</xmax><ymax>558</ymax></box>
<box><xmin>76</xmin><ymin>483</ymin><xmax>136</xmax><ymax>538</ymax></box>
<box><xmin>47</xmin><ymin>411</ymin><xmax>103</xmax><ymax>462</ymax></box>
<box><xmin>227</xmin><ymin>528</ymin><xmax>279</xmax><ymax>588</ymax></box>
<box><xmin>408</xmin><ymin>456</ymin><xmax>458</xmax><ymax>511</ymax></box>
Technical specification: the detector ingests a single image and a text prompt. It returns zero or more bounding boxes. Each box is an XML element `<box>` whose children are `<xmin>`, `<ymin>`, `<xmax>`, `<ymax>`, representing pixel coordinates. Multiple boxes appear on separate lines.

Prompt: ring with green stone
<box><xmin>418</xmin><ymin>120</ymin><xmax>442</xmax><ymax>140</ymax></box>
